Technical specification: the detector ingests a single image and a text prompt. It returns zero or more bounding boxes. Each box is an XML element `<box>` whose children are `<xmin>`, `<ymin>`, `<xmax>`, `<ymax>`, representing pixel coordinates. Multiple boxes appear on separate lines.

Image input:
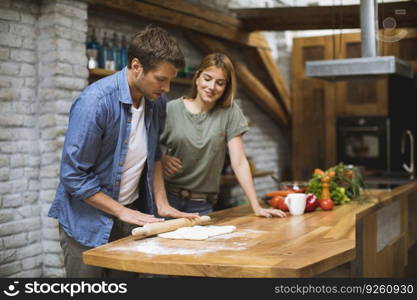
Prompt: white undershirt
<box><xmin>118</xmin><ymin>98</ymin><xmax>147</xmax><ymax>206</ymax></box>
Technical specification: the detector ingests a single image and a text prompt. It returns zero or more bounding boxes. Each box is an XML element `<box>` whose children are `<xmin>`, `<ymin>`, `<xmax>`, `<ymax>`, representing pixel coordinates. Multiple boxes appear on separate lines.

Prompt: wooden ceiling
<box><xmin>87</xmin><ymin>0</ymin><xmax>266</xmax><ymax>48</ymax></box>
<box><xmin>233</xmin><ymin>1</ymin><xmax>417</xmax><ymax>31</ymax></box>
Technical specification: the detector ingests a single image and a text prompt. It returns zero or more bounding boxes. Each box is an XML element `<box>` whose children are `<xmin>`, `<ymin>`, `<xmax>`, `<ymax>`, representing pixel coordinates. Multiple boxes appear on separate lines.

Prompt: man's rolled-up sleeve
<box><xmin>59</xmin><ymin>96</ymin><xmax>105</xmax><ymax>202</ymax></box>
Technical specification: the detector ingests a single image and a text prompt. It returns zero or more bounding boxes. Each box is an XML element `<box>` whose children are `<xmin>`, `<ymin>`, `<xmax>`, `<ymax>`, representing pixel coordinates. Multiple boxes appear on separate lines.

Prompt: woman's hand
<box><xmin>253</xmin><ymin>206</ymin><xmax>287</xmax><ymax>218</ymax></box>
<box><xmin>161</xmin><ymin>155</ymin><xmax>183</xmax><ymax>176</ymax></box>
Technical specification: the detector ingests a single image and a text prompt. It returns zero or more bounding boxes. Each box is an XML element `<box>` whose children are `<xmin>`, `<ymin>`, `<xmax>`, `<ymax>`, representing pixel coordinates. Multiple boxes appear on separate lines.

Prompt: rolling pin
<box><xmin>131</xmin><ymin>215</ymin><xmax>211</xmax><ymax>238</ymax></box>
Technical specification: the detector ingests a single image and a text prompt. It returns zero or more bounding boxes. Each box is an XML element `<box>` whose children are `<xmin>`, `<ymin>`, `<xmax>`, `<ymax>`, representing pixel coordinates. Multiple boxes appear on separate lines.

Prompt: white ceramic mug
<box><xmin>285</xmin><ymin>193</ymin><xmax>307</xmax><ymax>216</ymax></box>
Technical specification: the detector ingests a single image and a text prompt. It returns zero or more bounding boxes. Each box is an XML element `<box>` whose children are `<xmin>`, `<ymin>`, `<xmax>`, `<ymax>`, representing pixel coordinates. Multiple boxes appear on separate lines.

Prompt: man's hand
<box><xmin>161</xmin><ymin>155</ymin><xmax>182</xmax><ymax>176</ymax></box>
<box><xmin>116</xmin><ymin>206</ymin><xmax>165</xmax><ymax>226</ymax></box>
<box><xmin>157</xmin><ymin>203</ymin><xmax>199</xmax><ymax>219</ymax></box>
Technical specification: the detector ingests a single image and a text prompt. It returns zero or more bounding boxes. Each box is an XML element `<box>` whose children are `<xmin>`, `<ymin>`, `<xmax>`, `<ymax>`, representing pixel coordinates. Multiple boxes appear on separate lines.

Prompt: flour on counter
<box><xmin>158</xmin><ymin>225</ymin><xmax>236</xmax><ymax>240</ymax></box>
<box><xmin>209</xmin><ymin>231</ymin><xmax>246</xmax><ymax>240</ymax></box>
<box><xmin>109</xmin><ymin>238</ymin><xmax>246</xmax><ymax>256</ymax></box>
<box><xmin>209</xmin><ymin>229</ymin><xmax>264</xmax><ymax>240</ymax></box>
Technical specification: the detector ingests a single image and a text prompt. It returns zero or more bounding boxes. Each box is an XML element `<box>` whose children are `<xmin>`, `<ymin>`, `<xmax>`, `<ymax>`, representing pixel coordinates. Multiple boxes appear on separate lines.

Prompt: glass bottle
<box><xmin>111</xmin><ymin>32</ymin><xmax>120</xmax><ymax>70</ymax></box>
<box><xmin>86</xmin><ymin>27</ymin><xmax>100</xmax><ymax>69</ymax></box>
<box><xmin>106</xmin><ymin>34</ymin><xmax>115</xmax><ymax>70</ymax></box>
<box><xmin>98</xmin><ymin>31</ymin><xmax>108</xmax><ymax>69</ymax></box>
<box><xmin>119</xmin><ymin>34</ymin><xmax>128</xmax><ymax>70</ymax></box>
<box><xmin>101</xmin><ymin>32</ymin><xmax>115</xmax><ymax>70</ymax></box>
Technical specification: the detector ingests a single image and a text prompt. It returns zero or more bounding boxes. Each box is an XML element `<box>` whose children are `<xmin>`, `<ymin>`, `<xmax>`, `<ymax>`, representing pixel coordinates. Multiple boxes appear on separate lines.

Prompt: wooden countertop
<box><xmin>83</xmin><ymin>181</ymin><xmax>417</xmax><ymax>278</ymax></box>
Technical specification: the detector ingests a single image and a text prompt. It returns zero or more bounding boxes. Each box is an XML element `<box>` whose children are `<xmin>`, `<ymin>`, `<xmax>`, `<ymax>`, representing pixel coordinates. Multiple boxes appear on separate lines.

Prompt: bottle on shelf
<box><xmin>119</xmin><ymin>34</ymin><xmax>128</xmax><ymax>70</ymax></box>
<box><xmin>106</xmin><ymin>33</ymin><xmax>115</xmax><ymax>70</ymax></box>
<box><xmin>99</xmin><ymin>32</ymin><xmax>115</xmax><ymax>70</ymax></box>
<box><xmin>98</xmin><ymin>31</ymin><xmax>107</xmax><ymax>69</ymax></box>
<box><xmin>86</xmin><ymin>27</ymin><xmax>100</xmax><ymax>69</ymax></box>
<box><xmin>111</xmin><ymin>32</ymin><xmax>120</xmax><ymax>70</ymax></box>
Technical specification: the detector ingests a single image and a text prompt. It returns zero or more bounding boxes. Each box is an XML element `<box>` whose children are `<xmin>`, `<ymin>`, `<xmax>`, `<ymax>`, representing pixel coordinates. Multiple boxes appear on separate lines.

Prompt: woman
<box><xmin>160</xmin><ymin>53</ymin><xmax>286</xmax><ymax>218</ymax></box>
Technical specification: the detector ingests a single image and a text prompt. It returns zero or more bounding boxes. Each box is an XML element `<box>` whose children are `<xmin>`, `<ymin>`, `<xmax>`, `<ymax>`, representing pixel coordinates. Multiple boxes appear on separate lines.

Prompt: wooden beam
<box><xmin>233</xmin><ymin>1</ymin><xmax>417</xmax><ymax>31</ymax></box>
<box><xmin>141</xmin><ymin>0</ymin><xmax>240</xmax><ymax>28</ymax></box>
<box><xmin>86</xmin><ymin>0</ymin><xmax>268</xmax><ymax>48</ymax></box>
<box><xmin>251</xmin><ymin>32</ymin><xmax>291</xmax><ymax>115</ymax></box>
<box><xmin>185</xmin><ymin>32</ymin><xmax>289</xmax><ymax>128</ymax></box>
<box><xmin>236</xmin><ymin>62</ymin><xmax>289</xmax><ymax>127</ymax></box>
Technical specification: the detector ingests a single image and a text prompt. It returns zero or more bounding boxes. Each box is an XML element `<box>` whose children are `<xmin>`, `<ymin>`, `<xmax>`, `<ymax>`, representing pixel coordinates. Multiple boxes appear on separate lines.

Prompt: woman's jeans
<box><xmin>166</xmin><ymin>191</ymin><xmax>213</xmax><ymax>215</ymax></box>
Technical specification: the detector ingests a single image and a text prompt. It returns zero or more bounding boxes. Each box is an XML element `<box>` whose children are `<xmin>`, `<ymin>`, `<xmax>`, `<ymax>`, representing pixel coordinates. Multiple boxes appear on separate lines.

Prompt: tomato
<box><xmin>319</xmin><ymin>198</ymin><xmax>334</xmax><ymax>211</ymax></box>
<box><xmin>270</xmin><ymin>196</ymin><xmax>281</xmax><ymax>209</ymax></box>
<box><xmin>270</xmin><ymin>196</ymin><xmax>288</xmax><ymax>211</ymax></box>
<box><xmin>305</xmin><ymin>193</ymin><xmax>319</xmax><ymax>212</ymax></box>
<box><xmin>277</xmin><ymin>196</ymin><xmax>289</xmax><ymax>211</ymax></box>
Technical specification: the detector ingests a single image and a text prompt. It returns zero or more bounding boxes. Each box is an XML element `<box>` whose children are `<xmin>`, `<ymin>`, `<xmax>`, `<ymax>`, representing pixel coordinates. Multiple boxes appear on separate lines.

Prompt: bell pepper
<box><xmin>305</xmin><ymin>193</ymin><xmax>319</xmax><ymax>212</ymax></box>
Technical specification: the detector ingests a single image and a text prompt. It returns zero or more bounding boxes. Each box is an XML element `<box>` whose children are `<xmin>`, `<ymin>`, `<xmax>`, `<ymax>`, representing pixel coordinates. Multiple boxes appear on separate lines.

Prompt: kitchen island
<box><xmin>83</xmin><ymin>181</ymin><xmax>417</xmax><ymax>277</ymax></box>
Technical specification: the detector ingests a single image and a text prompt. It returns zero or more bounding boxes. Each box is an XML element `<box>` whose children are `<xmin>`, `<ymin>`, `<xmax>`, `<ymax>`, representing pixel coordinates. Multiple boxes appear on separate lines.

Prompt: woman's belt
<box><xmin>169</xmin><ymin>188</ymin><xmax>218</xmax><ymax>203</ymax></box>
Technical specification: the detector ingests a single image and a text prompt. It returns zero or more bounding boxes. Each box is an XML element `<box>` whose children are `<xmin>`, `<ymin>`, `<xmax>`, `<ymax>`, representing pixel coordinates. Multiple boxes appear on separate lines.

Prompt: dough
<box><xmin>157</xmin><ymin>225</ymin><xmax>236</xmax><ymax>240</ymax></box>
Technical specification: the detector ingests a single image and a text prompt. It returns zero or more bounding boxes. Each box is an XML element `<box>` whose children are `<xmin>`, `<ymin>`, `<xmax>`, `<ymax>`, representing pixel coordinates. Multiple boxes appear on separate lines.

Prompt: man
<box><xmin>48</xmin><ymin>25</ymin><xmax>197</xmax><ymax>278</ymax></box>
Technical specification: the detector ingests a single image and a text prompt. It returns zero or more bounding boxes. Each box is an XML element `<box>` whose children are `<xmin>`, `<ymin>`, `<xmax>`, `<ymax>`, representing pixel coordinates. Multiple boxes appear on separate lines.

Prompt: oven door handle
<box><xmin>340</xmin><ymin>126</ymin><xmax>381</xmax><ymax>132</ymax></box>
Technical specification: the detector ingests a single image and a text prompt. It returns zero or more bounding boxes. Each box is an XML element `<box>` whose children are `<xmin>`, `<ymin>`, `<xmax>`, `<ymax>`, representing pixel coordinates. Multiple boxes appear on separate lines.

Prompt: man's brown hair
<box><xmin>128</xmin><ymin>25</ymin><xmax>185</xmax><ymax>72</ymax></box>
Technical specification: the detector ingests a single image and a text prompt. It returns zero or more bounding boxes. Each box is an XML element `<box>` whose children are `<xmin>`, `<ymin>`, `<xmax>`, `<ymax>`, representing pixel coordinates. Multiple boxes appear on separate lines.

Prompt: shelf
<box><xmin>88</xmin><ymin>68</ymin><xmax>193</xmax><ymax>85</ymax></box>
<box><xmin>89</xmin><ymin>68</ymin><xmax>115</xmax><ymax>77</ymax></box>
<box><xmin>220</xmin><ymin>170</ymin><xmax>274</xmax><ymax>185</ymax></box>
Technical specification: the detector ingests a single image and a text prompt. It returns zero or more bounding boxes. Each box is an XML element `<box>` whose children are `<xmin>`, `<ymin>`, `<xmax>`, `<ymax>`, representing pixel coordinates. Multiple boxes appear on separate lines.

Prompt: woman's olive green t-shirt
<box><xmin>161</xmin><ymin>97</ymin><xmax>249</xmax><ymax>193</ymax></box>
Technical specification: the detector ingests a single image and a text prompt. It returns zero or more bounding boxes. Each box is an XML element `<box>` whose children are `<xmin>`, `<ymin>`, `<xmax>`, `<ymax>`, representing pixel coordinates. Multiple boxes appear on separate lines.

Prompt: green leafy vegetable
<box><xmin>306</xmin><ymin>163</ymin><xmax>365</xmax><ymax>205</ymax></box>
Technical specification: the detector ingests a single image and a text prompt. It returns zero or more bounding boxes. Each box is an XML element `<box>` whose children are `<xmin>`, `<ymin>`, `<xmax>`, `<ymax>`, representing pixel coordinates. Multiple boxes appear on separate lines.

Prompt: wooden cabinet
<box><xmin>382</xmin><ymin>28</ymin><xmax>417</xmax><ymax>72</ymax></box>
<box><xmin>291</xmin><ymin>30</ymin><xmax>417</xmax><ymax>180</ymax></box>
<box><xmin>292</xmin><ymin>35</ymin><xmax>336</xmax><ymax>180</ymax></box>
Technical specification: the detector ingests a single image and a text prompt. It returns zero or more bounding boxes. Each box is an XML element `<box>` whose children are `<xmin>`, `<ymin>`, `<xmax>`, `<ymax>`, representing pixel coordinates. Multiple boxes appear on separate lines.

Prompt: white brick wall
<box><xmin>37</xmin><ymin>0</ymin><xmax>87</xmax><ymax>278</ymax></box>
<box><xmin>0</xmin><ymin>0</ymin><xmax>86</xmax><ymax>278</ymax></box>
<box><xmin>0</xmin><ymin>0</ymin><xmax>42</xmax><ymax>278</ymax></box>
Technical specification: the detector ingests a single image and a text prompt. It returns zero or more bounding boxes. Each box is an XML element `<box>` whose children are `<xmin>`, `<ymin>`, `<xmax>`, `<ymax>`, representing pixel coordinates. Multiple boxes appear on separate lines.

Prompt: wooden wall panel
<box><xmin>295</xmin><ymin>80</ymin><xmax>326</xmax><ymax>178</ymax></box>
<box><xmin>398</xmin><ymin>29</ymin><xmax>417</xmax><ymax>72</ymax></box>
<box><xmin>292</xmin><ymin>36</ymin><xmax>336</xmax><ymax>180</ymax></box>
<box><xmin>407</xmin><ymin>190</ymin><xmax>417</xmax><ymax>248</ymax></box>
<box><xmin>358</xmin><ymin>196</ymin><xmax>408</xmax><ymax>277</ymax></box>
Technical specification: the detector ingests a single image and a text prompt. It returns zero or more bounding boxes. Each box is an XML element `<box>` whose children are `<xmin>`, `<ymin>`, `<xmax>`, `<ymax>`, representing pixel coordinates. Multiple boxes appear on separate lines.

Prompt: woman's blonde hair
<box><xmin>189</xmin><ymin>53</ymin><xmax>236</xmax><ymax>107</ymax></box>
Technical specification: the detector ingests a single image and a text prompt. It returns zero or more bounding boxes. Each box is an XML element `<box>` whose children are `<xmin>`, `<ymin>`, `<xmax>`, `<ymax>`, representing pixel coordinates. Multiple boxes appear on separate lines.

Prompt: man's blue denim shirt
<box><xmin>48</xmin><ymin>67</ymin><xmax>166</xmax><ymax>247</ymax></box>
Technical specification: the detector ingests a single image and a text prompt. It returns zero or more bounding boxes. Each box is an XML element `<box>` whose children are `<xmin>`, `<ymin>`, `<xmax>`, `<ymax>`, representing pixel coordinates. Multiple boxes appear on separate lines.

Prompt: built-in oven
<box><xmin>336</xmin><ymin>116</ymin><xmax>390</xmax><ymax>172</ymax></box>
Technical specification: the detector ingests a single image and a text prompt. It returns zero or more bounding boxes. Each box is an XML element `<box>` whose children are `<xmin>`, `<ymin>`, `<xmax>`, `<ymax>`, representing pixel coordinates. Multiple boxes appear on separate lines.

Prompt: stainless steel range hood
<box><xmin>305</xmin><ymin>0</ymin><xmax>413</xmax><ymax>81</ymax></box>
